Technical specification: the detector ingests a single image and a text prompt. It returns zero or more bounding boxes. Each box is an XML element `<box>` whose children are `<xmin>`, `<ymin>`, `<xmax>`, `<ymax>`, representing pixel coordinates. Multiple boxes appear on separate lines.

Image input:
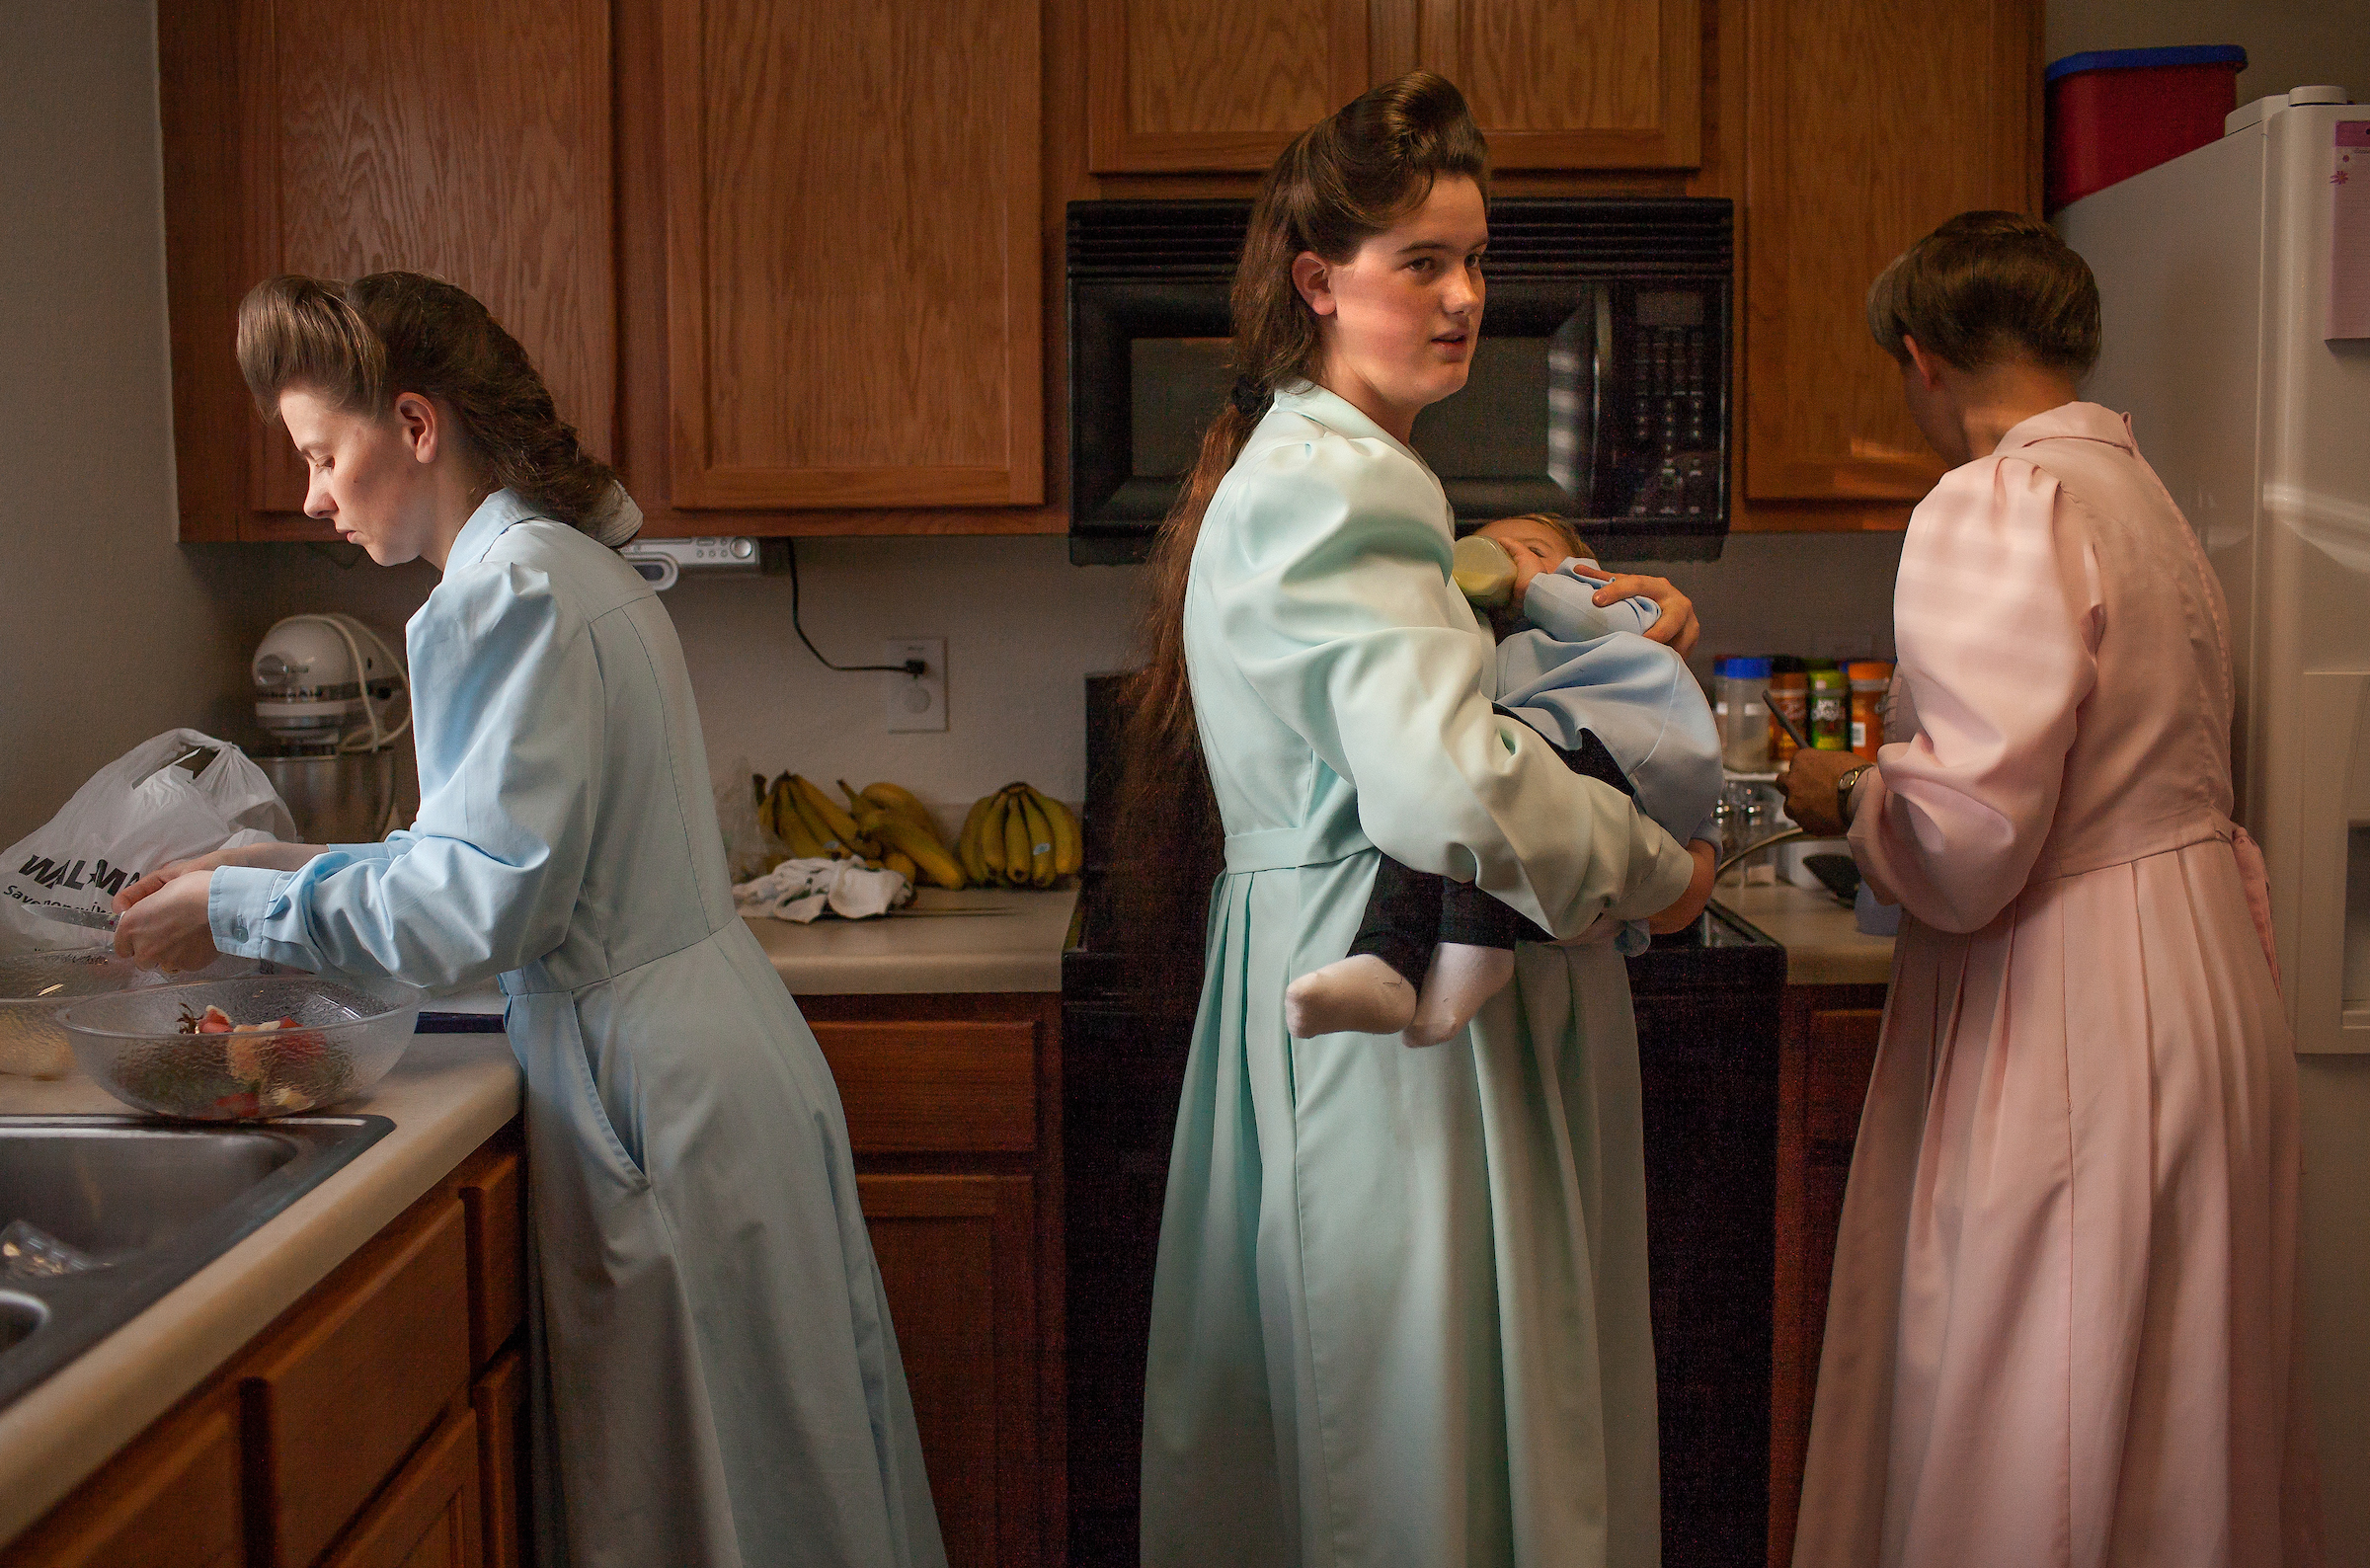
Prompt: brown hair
<box><xmin>1117</xmin><ymin>72</ymin><xmax>1488</xmax><ymax>991</ymax></box>
<box><xmin>237</xmin><ymin>273</ymin><xmax>618</xmax><ymax>527</ymax></box>
<box><xmin>1865</xmin><ymin>210</ymin><xmax>2101</xmax><ymax>376</ymax></box>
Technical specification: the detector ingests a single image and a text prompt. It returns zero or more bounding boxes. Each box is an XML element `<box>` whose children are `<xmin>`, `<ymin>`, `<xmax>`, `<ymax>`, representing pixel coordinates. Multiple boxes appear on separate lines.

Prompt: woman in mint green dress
<box><xmin>1128</xmin><ymin>75</ymin><xmax>1718</xmax><ymax>1567</ymax></box>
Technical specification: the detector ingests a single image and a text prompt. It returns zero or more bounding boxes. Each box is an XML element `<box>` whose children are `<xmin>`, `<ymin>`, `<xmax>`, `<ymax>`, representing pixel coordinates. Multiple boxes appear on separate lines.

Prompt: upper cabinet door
<box><xmin>1743</xmin><ymin>0</ymin><xmax>2039</xmax><ymax>503</ymax></box>
<box><xmin>1416</xmin><ymin>0</ymin><xmax>1702</xmax><ymax>169</ymax></box>
<box><xmin>662</xmin><ymin>0</ymin><xmax>1044</xmax><ymax>510</ymax></box>
<box><xmin>1085</xmin><ymin>0</ymin><xmax>1371</xmax><ymax>173</ymax></box>
<box><xmin>234</xmin><ymin>0</ymin><xmax>614</xmax><ymax>526</ymax></box>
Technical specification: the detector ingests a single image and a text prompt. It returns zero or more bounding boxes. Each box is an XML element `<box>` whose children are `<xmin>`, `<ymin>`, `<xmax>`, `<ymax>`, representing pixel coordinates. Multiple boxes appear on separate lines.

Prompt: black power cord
<box><xmin>780</xmin><ymin>539</ymin><xmax>928</xmax><ymax>676</ymax></box>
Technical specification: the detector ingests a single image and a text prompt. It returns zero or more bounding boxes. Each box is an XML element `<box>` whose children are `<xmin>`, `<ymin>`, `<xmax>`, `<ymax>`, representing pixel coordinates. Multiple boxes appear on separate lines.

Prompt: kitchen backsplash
<box><xmin>249</xmin><ymin>527</ymin><xmax>1904</xmax><ymax>812</ymax></box>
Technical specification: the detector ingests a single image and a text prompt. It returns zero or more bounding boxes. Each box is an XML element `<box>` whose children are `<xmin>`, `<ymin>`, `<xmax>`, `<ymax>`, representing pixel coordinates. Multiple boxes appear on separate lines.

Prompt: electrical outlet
<box><xmin>884</xmin><ymin>638</ymin><xmax>947</xmax><ymax>733</ymax></box>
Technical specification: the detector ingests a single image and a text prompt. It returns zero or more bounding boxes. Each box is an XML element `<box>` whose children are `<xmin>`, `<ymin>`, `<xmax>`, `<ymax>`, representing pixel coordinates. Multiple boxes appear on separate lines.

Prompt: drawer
<box><xmin>459</xmin><ymin>1151</ymin><xmax>525</xmax><ymax>1369</ymax></box>
<box><xmin>245</xmin><ymin>1198</ymin><xmax>472</xmax><ymax>1568</ymax></box>
<box><xmin>0</xmin><ymin>1393</ymin><xmax>242</xmax><ymax>1568</ymax></box>
<box><xmin>321</xmin><ymin>1409</ymin><xmax>482</xmax><ymax>1568</ymax></box>
<box><xmin>808</xmin><ymin>1019</ymin><xmax>1036</xmax><ymax>1154</ymax></box>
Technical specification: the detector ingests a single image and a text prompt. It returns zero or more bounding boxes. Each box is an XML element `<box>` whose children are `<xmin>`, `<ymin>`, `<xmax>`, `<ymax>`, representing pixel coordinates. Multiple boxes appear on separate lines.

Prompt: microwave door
<box><xmin>1544</xmin><ymin>285</ymin><xmax>1613</xmax><ymax>519</ymax></box>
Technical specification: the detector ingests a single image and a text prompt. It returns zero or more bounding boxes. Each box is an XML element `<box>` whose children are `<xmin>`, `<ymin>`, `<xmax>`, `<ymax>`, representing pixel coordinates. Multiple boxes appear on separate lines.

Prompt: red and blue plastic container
<box><xmin>2045</xmin><ymin>44</ymin><xmax>2248</xmax><ymax>211</ymax></box>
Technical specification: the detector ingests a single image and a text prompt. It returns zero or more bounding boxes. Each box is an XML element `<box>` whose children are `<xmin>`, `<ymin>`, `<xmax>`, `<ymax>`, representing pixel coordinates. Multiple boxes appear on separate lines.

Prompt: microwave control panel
<box><xmin>1605</xmin><ymin>285</ymin><xmax>1725</xmax><ymax>527</ymax></box>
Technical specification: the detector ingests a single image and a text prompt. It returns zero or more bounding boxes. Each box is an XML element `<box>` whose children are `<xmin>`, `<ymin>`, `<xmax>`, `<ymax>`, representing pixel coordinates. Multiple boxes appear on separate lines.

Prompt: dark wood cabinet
<box><xmin>655</xmin><ymin>0</ymin><xmax>1044</xmax><ymax>511</ymax></box>
<box><xmin>1768</xmin><ymin>982</ymin><xmax>1886</xmax><ymax>1564</ymax></box>
<box><xmin>158</xmin><ymin>0</ymin><xmax>2041</xmax><ymax>540</ymax></box>
<box><xmin>1739</xmin><ymin>0</ymin><xmax>2040</xmax><ymax>519</ymax></box>
<box><xmin>4</xmin><ymin>1128</ymin><xmax>526</xmax><ymax>1568</ymax></box>
<box><xmin>160</xmin><ymin>0</ymin><xmax>614</xmax><ymax>542</ymax></box>
<box><xmin>799</xmin><ymin>994</ymin><xmax>1066</xmax><ymax>1568</ymax></box>
<box><xmin>1084</xmin><ymin>0</ymin><xmax>1371</xmax><ymax>173</ymax></box>
<box><xmin>1083</xmin><ymin>0</ymin><xmax>1698</xmax><ymax>174</ymax></box>
<box><xmin>1419</xmin><ymin>0</ymin><xmax>1702</xmax><ymax>169</ymax></box>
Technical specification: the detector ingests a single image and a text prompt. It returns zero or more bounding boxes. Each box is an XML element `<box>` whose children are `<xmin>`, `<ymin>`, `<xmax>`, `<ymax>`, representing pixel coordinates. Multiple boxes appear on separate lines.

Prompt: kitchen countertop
<box><xmin>1715</xmin><ymin>881</ymin><xmax>1898</xmax><ymax>986</ymax></box>
<box><xmin>0</xmin><ymin>1033</ymin><xmax>519</xmax><ymax>1544</ymax></box>
<box><xmin>745</xmin><ymin>886</ymin><xmax>1080</xmax><ymax>995</ymax></box>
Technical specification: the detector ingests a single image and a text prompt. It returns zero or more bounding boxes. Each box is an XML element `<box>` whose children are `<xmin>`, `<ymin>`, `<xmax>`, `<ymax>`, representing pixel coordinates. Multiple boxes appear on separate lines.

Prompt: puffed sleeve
<box><xmin>206</xmin><ymin>562</ymin><xmax>597</xmax><ymax>985</ymax></box>
<box><xmin>1849</xmin><ymin>455</ymin><xmax>2101</xmax><ymax>932</ymax></box>
<box><xmin>1205</xmin><ymin>434</ymin><xmax>1696</xmax><ymax>937</ymax></box>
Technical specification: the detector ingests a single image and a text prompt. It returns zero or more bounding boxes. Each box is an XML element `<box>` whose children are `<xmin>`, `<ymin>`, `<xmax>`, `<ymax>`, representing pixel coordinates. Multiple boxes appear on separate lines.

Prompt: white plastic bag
<box><xmin>0</xmin><ymin>731</ymin><xmax>296</xmax><ymax>956</ymax></box>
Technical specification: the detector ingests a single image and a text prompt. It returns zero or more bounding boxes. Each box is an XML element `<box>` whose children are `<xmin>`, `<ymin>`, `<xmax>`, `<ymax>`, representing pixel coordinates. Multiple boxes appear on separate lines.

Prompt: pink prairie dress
<box><xmin>1789</xmin><ymin>404</ymin><xmax>2323</xmax><ymax>1568</ymax></box>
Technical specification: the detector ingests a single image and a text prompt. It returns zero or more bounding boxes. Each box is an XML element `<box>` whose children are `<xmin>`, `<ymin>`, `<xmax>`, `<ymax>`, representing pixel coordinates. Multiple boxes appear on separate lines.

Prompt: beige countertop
<box><xmin>1716</xmin><ymin>881</ymin><xmax>1899</xmax><ymax>987</ymax></box>
<box><xmin>0</xmin><ymin>1033</ymin><xmax>519</xmax><ymax>1543</ymax></box>
<box><xmin>744</xmin><ymin>886</ymin><xmax>1079</xmax><ymax>995</ymax></box>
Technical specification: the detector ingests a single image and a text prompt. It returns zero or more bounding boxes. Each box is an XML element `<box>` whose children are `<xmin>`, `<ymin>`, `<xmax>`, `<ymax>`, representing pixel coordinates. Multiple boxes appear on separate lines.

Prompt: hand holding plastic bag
<box><xmin>0</xmin><ymin>731</ymin><xmax>295</xmax><ymax>957</ymax></box>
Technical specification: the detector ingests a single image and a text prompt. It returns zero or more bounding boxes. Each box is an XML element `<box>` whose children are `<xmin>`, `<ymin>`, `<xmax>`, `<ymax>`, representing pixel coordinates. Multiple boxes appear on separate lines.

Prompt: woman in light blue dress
<box><xmin>116</xmin><ymin>273</ymin><xmax>944</xmax><ymax>1568</ymax></box>
<box><xmin>1126</xmin><ymin>77</ymin><xmax>1717</xmax><ymax>1567</ymax></box>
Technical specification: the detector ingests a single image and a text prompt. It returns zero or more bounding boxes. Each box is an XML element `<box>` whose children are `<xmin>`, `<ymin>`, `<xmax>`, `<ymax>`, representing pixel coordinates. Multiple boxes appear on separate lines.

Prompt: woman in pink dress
<box><xmin>1782</xmin><ymin>211</ymin><xmax>2323</xmax><ymax>1567</ymax></box>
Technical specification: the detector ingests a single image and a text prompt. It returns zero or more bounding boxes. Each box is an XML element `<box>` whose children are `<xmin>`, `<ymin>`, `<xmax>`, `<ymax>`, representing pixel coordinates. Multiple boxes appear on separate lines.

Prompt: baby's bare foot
<box><xmin>1402</xmin><ymin>944</ymin><xmax>1517</xmax><ymax>1048</ymax></box>
<box><xmin>1285</xmin><ymin>954</ymin><xmax>1418</xmax><ymax>1038</ymax></box>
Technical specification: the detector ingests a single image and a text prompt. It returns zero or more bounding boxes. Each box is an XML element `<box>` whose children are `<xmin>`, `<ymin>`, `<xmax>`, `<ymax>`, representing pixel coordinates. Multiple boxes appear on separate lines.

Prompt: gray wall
<box><xmin>2048</xmin><ymin>0</ymin><xmax>2370</xmax><ymax>105</ymax></box>
<box><xmin>0</xmin><ymin>0</ymin><xmax>264</xmax><ymax>837</ymax></box>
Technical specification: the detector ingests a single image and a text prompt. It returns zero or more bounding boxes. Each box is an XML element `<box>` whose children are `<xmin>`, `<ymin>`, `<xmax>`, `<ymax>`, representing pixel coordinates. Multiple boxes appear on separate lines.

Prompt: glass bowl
<box><xmin>57</xmin><ymin>974</ymin><xmax>424</xmax><ymax>1120</ymax></box>
<box><xmin>0</xmin><ymin>948</ymin><xmax>257</xmax><ymax>1080</ymax></box>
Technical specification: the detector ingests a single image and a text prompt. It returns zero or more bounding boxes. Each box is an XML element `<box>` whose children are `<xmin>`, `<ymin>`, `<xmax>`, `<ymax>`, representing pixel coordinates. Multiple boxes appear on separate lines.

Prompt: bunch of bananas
<box><xmin>957</xmin><ymin>783</ymin><xmax>1082</xmax><ymax>889</ymax></box>
<box><xmin>754</xmin><ymin>774</ymin><xmax>970</xmax><ymax>890</ymax></box>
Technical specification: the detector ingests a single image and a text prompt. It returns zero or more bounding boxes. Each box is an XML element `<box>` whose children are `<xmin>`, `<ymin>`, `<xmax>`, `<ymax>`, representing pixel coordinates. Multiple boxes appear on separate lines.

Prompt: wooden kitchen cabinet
<box><xmin>159</xmin><ymin>0</ymin><xmax>614</xmax><ymax>542</ymax></box>
<box><xmin>319</xmin><ymin>1410</ymin><xmax>483</xmax><ymax>1568</ymax></box>
<box><xmin>0</xmin><ymin>1392</ymin><xmax>244</xmax><ymax>1568</ymax></box>
<box><xmin>1738</xmin><ymin>0</ymin><xmax>2041</xmax><ymax>517</ymax></box>
<box><xmin>1417</xmin><ymin>0</ymin><xmax>1701</xmax><ymax>169</ymax></box>
<box><xmin>4</xmin><ymin>1127</ymin><xmax>528</xmax><ymax>1568</ymax></box>
<box><xmin>653</xmin><ymin>0</ymin><xmax>1044</xmax><ymax>511</ymax></box>
<box><xmin>1768</xmin><ymin>982</ymin><xmax>1885</xmax><ymax>1565</ymax></box>
<box><xmin>1084</xmin><ymin>0</ymin><xmax>1371</xmax><ymax>173</ymax></box>
<box><xmin>1084</xmin><ymin>0</ymin><xmax>1698</xmax><ymax>173</ymax></box>
<box><xmin>800</xmin><ymin>994</ymin><xmax>1065</xmax><ymax>1568</ymax></box>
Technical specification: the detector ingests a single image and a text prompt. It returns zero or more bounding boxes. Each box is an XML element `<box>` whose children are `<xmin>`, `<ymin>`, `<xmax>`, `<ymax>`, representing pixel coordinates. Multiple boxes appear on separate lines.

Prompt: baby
<box><xmin>1284</xmin><ymin>513</ymin><xmax>1724</xmax><ymax>1047</ymax></box>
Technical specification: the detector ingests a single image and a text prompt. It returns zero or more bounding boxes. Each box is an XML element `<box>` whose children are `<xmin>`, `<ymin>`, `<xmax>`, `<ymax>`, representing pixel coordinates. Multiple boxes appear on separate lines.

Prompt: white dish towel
<box><xmin>733</xmin><ymin>858</ymin><xmax>912</xmax><ymax>923</ymax></box>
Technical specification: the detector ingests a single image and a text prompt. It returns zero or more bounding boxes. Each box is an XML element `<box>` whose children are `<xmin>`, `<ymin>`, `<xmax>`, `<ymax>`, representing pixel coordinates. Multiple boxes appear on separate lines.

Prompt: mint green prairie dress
<box><xmin>1141</xmin><ymin>385</ymin><xmax>1698</xmax><ymax>1568</ymax></box>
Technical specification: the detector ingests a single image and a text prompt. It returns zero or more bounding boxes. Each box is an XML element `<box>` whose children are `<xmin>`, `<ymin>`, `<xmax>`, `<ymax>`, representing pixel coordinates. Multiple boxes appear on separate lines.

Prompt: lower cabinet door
<box><xmin>470</xmin><ymin>1350</ymin><xmax>527</xmax><ymax>1568</ymax></box>
<box><xmin>323</xmin><ymin>1410</ymin><xmax>483</xmax><ymax>1568</ymax></box>
<box><xmin>860</xmin><ymin>1173</ymin><xmax>1038</xmax><ymax>1568</ymax></box>
<box><xmin>0</xmin><ymin>1394</ymin><xmax>242</xmax><ymax>1568</ymax></box>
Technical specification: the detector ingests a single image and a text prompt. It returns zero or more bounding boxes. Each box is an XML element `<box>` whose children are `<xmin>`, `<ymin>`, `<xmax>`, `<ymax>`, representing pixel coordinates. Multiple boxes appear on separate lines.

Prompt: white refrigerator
<box><xmin>2060</xmin><ymin>84</ymin><xmax>2370</xmax><ymax>1556</ymax></box>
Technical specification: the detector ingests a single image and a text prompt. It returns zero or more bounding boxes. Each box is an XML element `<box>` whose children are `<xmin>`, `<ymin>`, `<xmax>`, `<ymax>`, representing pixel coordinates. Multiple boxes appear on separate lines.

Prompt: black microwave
<box><xmin>1067</xmin><ymin>197</ymin><xmax>1732</xmax><ymax>565</ymax></box>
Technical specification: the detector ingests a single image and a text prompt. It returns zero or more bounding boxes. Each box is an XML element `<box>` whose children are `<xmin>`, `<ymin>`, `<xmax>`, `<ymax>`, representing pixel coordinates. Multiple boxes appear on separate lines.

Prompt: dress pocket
<box><xmin>527</xmin><ymin>997</ymin><xmax>653</xmax><ymax>1193</ymax></box>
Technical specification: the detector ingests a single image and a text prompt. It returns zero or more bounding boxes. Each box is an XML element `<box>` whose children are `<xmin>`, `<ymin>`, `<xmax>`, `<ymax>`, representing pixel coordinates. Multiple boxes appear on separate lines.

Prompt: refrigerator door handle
<box><xmin>2291</xmin><ymin>668</ymin><xmax>2370</xmax><ymax>1053</ymax></box>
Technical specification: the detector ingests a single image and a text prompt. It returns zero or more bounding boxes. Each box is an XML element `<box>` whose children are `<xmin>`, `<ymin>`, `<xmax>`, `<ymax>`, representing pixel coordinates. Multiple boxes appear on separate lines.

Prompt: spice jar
<box><xmin>1767</xmin><ymin>660</ymin><xmax>1808</xmax><ymax>768</ymax></box>
<box><xmin>1808</xmin><ymin>664</ymin><xmax>1851</xmax><ymax>750</ymax></box>
<box><xmin>1849</xmin><ymin>661</ymin><xmax>1893</xmax><ymax>759</ymax></box>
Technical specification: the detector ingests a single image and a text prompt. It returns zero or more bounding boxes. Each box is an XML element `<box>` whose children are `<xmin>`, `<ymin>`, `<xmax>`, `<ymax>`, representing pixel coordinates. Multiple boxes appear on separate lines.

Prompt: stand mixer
<box><xmin>250</xmin><ymin>615</ymin><xmax>415</xmax><ymax>844</ymax></box>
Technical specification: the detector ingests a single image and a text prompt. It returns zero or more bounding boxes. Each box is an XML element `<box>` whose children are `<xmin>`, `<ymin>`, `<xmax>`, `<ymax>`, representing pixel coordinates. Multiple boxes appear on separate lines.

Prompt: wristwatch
<box><xmin>1835</xmin><ymin>764</ymin><xmax>1872</xmax><ymax>823</ymax></box>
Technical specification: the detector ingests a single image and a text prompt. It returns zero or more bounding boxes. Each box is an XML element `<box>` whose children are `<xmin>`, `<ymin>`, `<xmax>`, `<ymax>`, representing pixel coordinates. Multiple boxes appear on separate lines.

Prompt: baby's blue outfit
<box><xmin>1494</xmin><ymin>562</ymin><xmax>1723</xmax><ymax>954</ymax></box>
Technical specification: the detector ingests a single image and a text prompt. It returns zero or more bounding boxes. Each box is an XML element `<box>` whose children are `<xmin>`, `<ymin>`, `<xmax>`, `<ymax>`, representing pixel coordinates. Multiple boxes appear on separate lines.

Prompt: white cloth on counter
<box><xmin>733</xmin><ymin>858</ymin><xmax>912</xmax><ymax>923</ymax></box>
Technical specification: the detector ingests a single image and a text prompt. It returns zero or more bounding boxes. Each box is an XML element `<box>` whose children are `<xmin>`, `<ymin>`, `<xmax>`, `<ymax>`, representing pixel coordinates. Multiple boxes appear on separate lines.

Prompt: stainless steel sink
<box><xmin>0</xmin><ymin>1115</ymin><xmax>391</xmax><ymax>1410</ymax></box>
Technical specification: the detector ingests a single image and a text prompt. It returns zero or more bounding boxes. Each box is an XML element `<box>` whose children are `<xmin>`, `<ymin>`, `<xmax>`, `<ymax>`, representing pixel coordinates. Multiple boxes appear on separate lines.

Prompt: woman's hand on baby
<box><xmin>1646</xmin><ymin>839</ymin><xmax>1719</xmax><ymax>934</ymax></box>
<box><xmin>1574</xmin><ymin>570</ymin><xmax>1699</xmax><ymax>657</ymax></box>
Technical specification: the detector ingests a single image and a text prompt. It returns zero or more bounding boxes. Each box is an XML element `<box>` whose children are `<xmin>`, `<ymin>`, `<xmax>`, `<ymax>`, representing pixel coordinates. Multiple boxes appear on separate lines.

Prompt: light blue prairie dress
<box><xmin>1142</xmin><ymin>385</ymin><xmax>1698</xmax><ymax>1568</ymax></box>
<box><xmin>208</xmin><ymin>491</ymin><xmax>945</xmax><ymax>1568</ymax></box>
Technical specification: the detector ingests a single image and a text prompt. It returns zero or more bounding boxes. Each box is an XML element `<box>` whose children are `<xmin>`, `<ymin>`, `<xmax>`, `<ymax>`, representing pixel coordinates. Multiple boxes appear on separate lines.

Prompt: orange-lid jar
<box><xmin>1848</xmin><ymin>662</ymin><xmax>1893</xmax><ymax>759</ymax></box>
